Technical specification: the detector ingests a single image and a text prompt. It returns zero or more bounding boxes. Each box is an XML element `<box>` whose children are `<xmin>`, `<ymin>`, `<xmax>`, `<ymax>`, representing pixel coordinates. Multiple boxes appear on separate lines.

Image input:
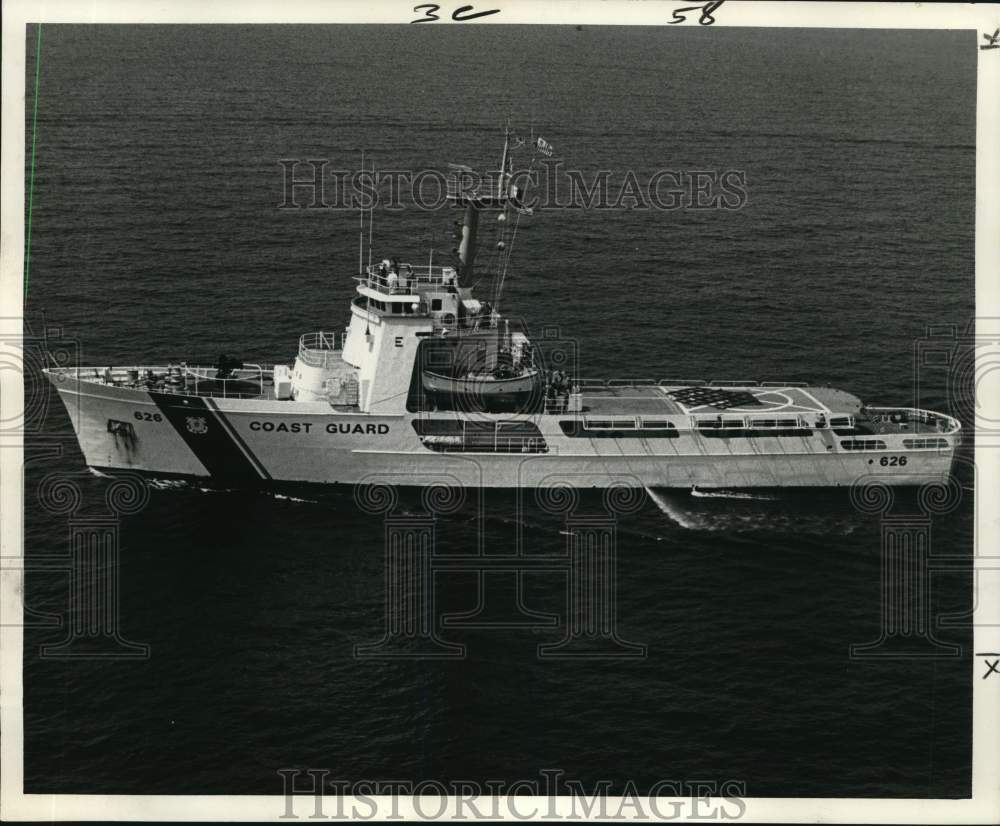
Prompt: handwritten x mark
<box><xmin>982</xmin><ymin>29</ymin><xmax>1000</xmax><ymax>50</ymax></box>
<box><xmin>985</xmin><ymin>658</ymin><xmax>1000</xmax><ymax>679</ymax></box>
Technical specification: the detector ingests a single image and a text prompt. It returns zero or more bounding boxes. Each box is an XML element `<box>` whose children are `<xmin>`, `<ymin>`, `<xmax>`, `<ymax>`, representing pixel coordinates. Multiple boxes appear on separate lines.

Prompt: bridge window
<box><xmin>431</xmin><ymin>298</ymin><xmax>442</xmax><ymax>311</ymax></box>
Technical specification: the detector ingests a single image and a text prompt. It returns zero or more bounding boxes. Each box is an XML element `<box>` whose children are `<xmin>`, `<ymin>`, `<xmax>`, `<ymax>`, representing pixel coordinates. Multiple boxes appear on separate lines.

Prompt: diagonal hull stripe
<box><xmin>204</xmin><ymin>398</ymin><xmax>272</xmax><ymax>480</ymax></box>
<box><xmin>148</xmin><ymin>392</ymin><xmax>263</xmax><ymax>481</ymax></box>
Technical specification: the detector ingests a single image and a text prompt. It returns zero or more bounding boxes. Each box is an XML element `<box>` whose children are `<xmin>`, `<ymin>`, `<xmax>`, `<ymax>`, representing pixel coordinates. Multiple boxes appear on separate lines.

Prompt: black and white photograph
<box><xmin>1</xmin><ymin>1</ymin><xmax>998</xmax><ymax>822</ymax></box>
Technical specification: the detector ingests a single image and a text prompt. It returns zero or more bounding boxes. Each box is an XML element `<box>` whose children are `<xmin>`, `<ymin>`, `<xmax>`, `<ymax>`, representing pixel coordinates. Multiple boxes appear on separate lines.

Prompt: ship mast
<box><xmin>493</xmin><ymin>126</ymin><xmax>544</xmax><ymax>318</ymax></box>
<box><xmin>498</xmin><ymin>123</ymin><xmax>510</xmax><ymax>204</ymax></box>
<box><xmin>453</xmin><ymin>125</ymin><xmax>514</xmax><ymax>289</ymax></box>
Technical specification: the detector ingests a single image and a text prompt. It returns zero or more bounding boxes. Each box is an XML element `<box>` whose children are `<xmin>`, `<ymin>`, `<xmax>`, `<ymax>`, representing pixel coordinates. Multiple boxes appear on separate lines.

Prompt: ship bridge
<box><xmin>355</xmin><ymin>261</ymin><xmax>458</xmax><ymax>298</ymax></box>
<box><xmin>353</xmin><ymin>261</ymin><xmax>498</xmax><ymax>332</ymax></box>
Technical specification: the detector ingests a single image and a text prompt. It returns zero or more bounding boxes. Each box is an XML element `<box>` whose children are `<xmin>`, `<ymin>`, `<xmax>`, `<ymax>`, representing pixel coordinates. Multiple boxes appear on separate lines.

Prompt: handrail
<box><xmin>658</xmin><ymin>378</ymin><xmax>708</xmax><ymax>387</ymax></box>
<box><xmin>689</xmin><ymin>412</ymin><xmax>814</xmax><ymax>430</ymax></box>
<box><xmin>564</xmin><ymin>378</ymin><xmax>816</xmax><ymax>390</ymax></box>
<box><xmin>608</xmin><ymin>378</ymin><xmax>656</xmax><ymax>387</ymax></box>
<box><xmin>299</xmin><ymin>331</ymin><xmax>344</xmax><ymax>351</ymax></box>
<box><xmin>69</xmin><ymin>363</ymin><xmax>271</xmax><ymax>400</ymax></box>
<box><xmin>298</xmin><ymin>331</ymin><xmax>346</xmax><ymax>368</ymax></box>
<box><xmin>182</xmin><ymin>363</ymin><xmax>265</xmax><ymax>399</ymax></box>
<box><xmin>863</xmin><ymin>406</ymin><xmax>961</xmax><ymax>434</ymax></box>
<box><xmin>356</xmin><ymin>264</ymin><xmax>458</xmax><ymax>294</ymax></box>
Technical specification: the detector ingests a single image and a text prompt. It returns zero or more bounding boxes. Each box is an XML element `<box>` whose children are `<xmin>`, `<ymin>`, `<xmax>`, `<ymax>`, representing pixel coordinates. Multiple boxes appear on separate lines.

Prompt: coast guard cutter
<box><xmin>44</xmin><ymin>133</ymin><xmax>961</xmax><ymax>489</ymax></box>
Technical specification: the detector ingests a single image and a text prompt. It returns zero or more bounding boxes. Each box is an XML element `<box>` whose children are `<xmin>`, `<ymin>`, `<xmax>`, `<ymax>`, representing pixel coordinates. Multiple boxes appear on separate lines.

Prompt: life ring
<box><xmin>441</xmin><ymin>313</ymin><xmax>456</xmax><ymax>327</ymax></box>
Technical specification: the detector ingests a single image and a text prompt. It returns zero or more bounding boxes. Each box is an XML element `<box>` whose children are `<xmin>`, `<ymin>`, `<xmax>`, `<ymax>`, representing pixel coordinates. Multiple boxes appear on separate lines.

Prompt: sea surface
<box><xmin>22</xmin><ymin>25</ymin><xmax>976</xmax><ymax>797</ymax></box>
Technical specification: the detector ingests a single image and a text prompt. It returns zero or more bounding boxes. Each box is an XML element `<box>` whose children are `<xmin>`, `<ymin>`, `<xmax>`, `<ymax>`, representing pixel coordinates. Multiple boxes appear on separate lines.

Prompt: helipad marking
<box><xmin>720</xmin><ymin>390</ymin><xmax>796</xmax><ymax>413</ymax></box>
<box><xmin>685</xmin><ymin>389</ymin><xmax>795</xmax><ymax>414</ymax></box>
<box><xmin>658</xmin><ymin>385</ymin><xmax>834</xmax><ymax>418</ymax></box>
<box><xmin>798</xmin><ymin>387</ymin><xmax>832</xmax><ymax>414</ymax></box>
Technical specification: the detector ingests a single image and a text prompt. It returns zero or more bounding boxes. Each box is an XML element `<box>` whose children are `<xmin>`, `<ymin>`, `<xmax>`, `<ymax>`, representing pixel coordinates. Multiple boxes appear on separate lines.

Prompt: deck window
<box><xmin>902</xmin><ymin>438</ymin><xmax>949</xmax><ymax>449</ymax></box>
<box><xmin>584</xmin><ymin>418</ymin><xmax>636</xmax><ymax>430</ymax></box>
<box><xmin>560</xmin><ymin>420</ymin><xmax>677</xmax><ymax>439</ymax></box>
<box><xmin>840</xmin><ymin>439</ymin><xmax>888</xmax><ymax>451</ymax></box>
<box><xmin>749</xmin><ymin>417</ymin><xmax>799</xmax><ymax>429</ymax></box>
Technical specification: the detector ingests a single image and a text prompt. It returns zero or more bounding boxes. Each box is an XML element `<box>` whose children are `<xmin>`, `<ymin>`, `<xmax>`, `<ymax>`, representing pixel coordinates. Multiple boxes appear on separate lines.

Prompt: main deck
<box><xmin>577</xmin><ymin>384</ymin><xmax>848</xmax><ymax>417</ymax></box>
<box><xmin>46</xmin><ymin>365</ymin><xmax>961</xmax><ymax>488</ymax></box>
<box><xmin>55</xmin><ymin>364</ymin><xmax>957</xmax><ymax>439</ymax></box>
<box><xmin>566</xmin><ymin>383</ymin><xmax>951</xmax><ymax>436</ymax></box>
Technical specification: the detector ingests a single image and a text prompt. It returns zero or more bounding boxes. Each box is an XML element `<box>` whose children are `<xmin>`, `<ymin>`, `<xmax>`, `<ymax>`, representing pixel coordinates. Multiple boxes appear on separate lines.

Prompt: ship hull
<box><xmin>48</xmin><ymin>373</ymin><xmax>959</xmax><ymax>490</ymax></box>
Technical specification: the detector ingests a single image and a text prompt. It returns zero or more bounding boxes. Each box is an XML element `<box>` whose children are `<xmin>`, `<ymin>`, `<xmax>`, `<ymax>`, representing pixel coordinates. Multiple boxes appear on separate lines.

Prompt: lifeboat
<box><xmin>422</xmin><ymin>368</ymin><xmax>540</xmax><ymax>399</ymax></box>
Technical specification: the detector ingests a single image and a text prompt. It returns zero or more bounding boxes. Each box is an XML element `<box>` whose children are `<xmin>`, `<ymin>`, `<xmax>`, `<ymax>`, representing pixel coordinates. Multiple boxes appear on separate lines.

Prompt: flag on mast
<box><xmin>536</xmin><ymin>136</ymin><xmax>554</xmax><ymax>157</ymax></box>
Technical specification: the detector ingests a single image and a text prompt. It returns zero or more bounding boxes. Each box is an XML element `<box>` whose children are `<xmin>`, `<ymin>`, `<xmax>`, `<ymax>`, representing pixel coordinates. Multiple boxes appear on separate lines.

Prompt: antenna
<box><xmin>367</xmin><ymin>158</ymin><xmax>375</xmax><ymax>270</ymax></box>
<box><xmin>364</xmin><ymin>158</ymin><xmax>375</xmax><ymax>338</ymax></box>
<box><xmin>358</xmin><ymin>149</ymin><xmax>365</xmax><ymax>276</ymax></box>
<box><xmin>499</xmin><ymin>122</ymin><xmax>511</xmax><ymax>197</ymax></box>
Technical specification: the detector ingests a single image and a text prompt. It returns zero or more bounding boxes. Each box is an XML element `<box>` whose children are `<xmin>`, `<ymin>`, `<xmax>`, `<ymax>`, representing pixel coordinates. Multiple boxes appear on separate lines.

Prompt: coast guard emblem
<box><xmin>186</xmin><ymin>416</ymin><xmax>208</xmax><ymax>435</ymax></box>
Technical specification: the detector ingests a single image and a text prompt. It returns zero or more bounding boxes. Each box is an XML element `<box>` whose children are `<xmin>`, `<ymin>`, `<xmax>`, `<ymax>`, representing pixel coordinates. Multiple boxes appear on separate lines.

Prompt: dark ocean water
<box><xmin>23</xmin><ymin>26</ymin><xmax>975</xmax><ymax>797</ymax></box>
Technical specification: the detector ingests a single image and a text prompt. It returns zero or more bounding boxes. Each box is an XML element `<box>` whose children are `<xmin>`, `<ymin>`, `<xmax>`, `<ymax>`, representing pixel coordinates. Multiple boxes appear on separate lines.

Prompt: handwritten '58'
<box><xmin>668</xmin><ymin>1</ymin><xmax>725</xmax><ymax>25</ymax></box>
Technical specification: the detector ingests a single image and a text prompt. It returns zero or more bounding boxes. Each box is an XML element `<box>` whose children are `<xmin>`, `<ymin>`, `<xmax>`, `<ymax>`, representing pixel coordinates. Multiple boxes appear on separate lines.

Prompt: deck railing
<box><xmin>864</xmin><ymin>406</ymin><xmax>961</xmax><ymax>435</ymax></box>
<box><xmin>355</xmin><ymin>263</ymin><xmax>458</xmax><ymax>295</ymax></box>
<box><xmin>688</xmin><ymin>412</ymin><xmax>815</xmax><ymax>431</ymax></box>
<box><xmin>71</xmin><ymin>364</ymin><xmax>271</xmax><ymax>400</ymax></box>
<box><xmin>182</xmin><ymin>364</ymin><xmax>266</xmax><ymax>398</ymax></box>
<box><xmin>547</xmin><ymin>377</ymin><xmax>812</xmax><ymax>390</ymax></box>
<box><xmin>298</xmin><ymin>331</ymin><xmax>346</xmax><ymax>368</ymax></box>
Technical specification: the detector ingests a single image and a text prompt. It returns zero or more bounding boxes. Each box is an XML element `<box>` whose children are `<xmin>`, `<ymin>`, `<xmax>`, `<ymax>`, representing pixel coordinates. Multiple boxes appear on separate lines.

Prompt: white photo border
<box><xmin>1</xmin><ymin>1</ymin><xmax>997</xmax><ymax>822</ymax></box>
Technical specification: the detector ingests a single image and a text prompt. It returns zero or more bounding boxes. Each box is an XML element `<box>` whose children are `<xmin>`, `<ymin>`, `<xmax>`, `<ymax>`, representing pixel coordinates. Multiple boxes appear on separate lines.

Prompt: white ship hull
<box><xmin>47</xmin><ymin>371</ymin><xmax>960</xmax><ymax>490</ymax></box>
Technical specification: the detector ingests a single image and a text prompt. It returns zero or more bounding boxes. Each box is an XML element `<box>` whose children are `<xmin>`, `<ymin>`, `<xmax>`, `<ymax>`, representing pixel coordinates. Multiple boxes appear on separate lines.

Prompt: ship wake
<box><xmin>644</xmin><ymin>486</ymin><xmax>861</xmax><ymax>535</ymax></box>
<box><xmin>644</xmin><ymin>486</ymin><xmax>700</xmax><ymax>530</ymax></box>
